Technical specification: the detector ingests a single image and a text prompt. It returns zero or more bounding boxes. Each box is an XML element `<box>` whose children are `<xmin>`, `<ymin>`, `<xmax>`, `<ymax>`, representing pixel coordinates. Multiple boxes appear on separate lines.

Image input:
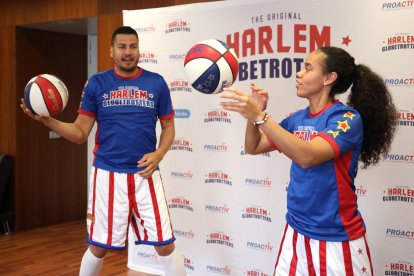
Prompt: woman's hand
<box><xmin>219</xmin><ymin>84</ymin><xmax>265</xmax><ymax>123</ymax></box>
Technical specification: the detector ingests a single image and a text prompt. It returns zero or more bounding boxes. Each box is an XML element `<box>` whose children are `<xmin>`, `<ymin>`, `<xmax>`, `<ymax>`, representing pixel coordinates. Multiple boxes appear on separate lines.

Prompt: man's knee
<box><xmin>89</xmin><ymin>245</ymin><xmax>107</xmax><ymax>258</ymax></box>
<box><xmin>154</xmin><ymin>242</ymin><xmax>175</xmax><ymax>256</ymax></box>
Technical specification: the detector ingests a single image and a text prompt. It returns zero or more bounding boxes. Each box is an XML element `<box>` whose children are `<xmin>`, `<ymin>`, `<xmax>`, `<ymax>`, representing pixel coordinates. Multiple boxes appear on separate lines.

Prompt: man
<box><xmin>21</xmin><ymin>26</ymin><xmax>186</xmax><ymax>276</ymax></box>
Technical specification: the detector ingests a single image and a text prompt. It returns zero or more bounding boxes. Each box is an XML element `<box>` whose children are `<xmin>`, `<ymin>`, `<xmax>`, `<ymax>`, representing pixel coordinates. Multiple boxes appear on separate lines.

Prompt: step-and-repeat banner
<box><xmin>123</xmin><ymin>0</ymin><xmax>414</xmax><ymax>275</ymax></box>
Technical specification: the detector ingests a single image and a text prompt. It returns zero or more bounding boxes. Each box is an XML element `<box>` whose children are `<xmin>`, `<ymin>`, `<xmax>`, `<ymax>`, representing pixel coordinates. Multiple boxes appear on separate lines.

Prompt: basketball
<box><xmin>184</xmin><ymin>39</ymin><xmax>238</xmax><ymax>94</ymax></box>
<box><xmin>23</xmin><ymin>74</ymin><xmax>69</xmax><ymax>117</ymax></box>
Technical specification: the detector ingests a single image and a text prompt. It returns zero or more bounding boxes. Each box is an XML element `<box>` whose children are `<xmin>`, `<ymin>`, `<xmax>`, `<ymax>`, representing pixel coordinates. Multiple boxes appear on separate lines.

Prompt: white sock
<box><xmin>79</xmin><ymin>248</ymin><xmax>104</xmax><ymax>276</ymax></box>
<box><xmin>159</xmin><ymin>249</ymin><xmax>187</xmax><ymax>276</ymax></box>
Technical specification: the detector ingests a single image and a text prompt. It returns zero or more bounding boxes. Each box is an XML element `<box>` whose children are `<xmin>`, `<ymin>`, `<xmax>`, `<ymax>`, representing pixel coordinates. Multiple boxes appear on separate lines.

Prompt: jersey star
<box><xmin>343</xmin><ymin>111</ymin><xmax>356</xmax><ymax>120</ymax></box>
<box><xmin>328</xmin><ymin>130</ymin><xmax>340</xmax><ymax>138</ymax></box>
<box><xmin>337</xmin><ymin>120</ymin><xmax>351</xmax><ymax>132</ymax></box>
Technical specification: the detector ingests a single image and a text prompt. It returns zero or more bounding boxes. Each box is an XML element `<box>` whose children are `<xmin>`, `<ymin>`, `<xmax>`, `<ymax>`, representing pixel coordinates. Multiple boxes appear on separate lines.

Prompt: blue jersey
<box><xmin>79</xmin><ymin>68</ymin><xmax>174</xmax><ymax>173</ymax></box>
<box><xmin>280</xmin><ymin>101</ymin><xmax>365</xmax><ymax>241</ymax></box>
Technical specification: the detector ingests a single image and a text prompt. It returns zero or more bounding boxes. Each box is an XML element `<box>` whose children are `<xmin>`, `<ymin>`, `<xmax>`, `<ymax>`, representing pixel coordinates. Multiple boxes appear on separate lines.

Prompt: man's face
<box><xmin>110</xmin><ymin>34</ymin><xmax>139</xmax><ymax>75</ymax></box>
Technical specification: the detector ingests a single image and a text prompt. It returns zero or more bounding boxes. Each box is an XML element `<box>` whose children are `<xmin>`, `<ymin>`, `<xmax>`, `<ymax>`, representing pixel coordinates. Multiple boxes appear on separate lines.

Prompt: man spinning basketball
<box><xmin>21</xmin><ymin>26</ymin><xmax>186</xmax><ymax>276</ymax></box>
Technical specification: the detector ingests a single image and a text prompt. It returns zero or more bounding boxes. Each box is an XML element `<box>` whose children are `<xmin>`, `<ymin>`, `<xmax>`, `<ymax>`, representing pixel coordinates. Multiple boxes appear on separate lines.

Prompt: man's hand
<box><xmin>137</xmin><ymin>151</ymin><xmax>163</xmax><ymax>179</ymax></box>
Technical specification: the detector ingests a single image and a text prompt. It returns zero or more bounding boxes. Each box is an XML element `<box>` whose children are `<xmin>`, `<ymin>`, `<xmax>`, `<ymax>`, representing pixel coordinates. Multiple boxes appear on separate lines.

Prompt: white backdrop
<box><xmin>121</xmin><ymin>0</ymin><xmax>414</xmax><ymax>275</ymax></box>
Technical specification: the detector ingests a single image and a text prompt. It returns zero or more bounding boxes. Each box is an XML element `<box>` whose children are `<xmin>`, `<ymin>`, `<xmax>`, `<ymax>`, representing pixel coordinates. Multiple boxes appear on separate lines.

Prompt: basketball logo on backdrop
<box><xmin>168</xmin><ymin>197</ymin><xmax>194</xmax><ymax>211</ymax></box>
<box><xmin>206</xmin><ymin>231</ymin><xmax>234</xmax><ymax>248</ymax></box>
<box><xmin>169</xmin><ymin>79</ymin><xmax>192</xmax><ymax>92</ymax></box>
<box><xmin>355</xmin><ymin>184</ymin><xmax>368</xmax><ymax>197</ymax></box>
<box><xmin>139</xmin><ymin>52</ymin><xmax>158</xmax><ymax>64</ymax></box>
<box><xmin>204</xmin><ymin>109</ymin><xmax>232</xmax><ymax>123</ymax></box>
<box><xmin>383</xmin><ymin>185</ymin><xmax>414</xmax><ymax>203</ymax></box>
<box><xmin>165</xmin><ymin>19</ymin><xmax>190</xmax><ymax>34</ymax></box>
<box><xmin>396</xmin><ymin>109</ymin><xmax>414</xmax><ymax>127</ymax></box>
<box><xmin>205</xmin><ymin>170</ymin><xmax>232</xmax><ymax>186</ymax></box>
<box><xmin>384</xmin><ymin>261</ymin><xmax>414</xmax><ymax>275</ymax></box>
<box><xmin>382</xmin><ymin>33</ymin><xmax>414</xmax><ymax>52</ymax></box>
<box><xmin>170</xmin><ymin>138</ymin><xmax>193</xmax><ymax>152</ymax></box>
<box><xmin>245</xmin><ymin>269</ymin><xmax>269</xmax><ymax>276</ymax></box>
<box><xmin>184</xmin><ymin>257</ymin><xmax>195</xmax><ymax>272</ymax></box>
<box><xmin>242</xmin><ymin>205</ymin><xmax>272</xmax><ymax>222</ymax></box>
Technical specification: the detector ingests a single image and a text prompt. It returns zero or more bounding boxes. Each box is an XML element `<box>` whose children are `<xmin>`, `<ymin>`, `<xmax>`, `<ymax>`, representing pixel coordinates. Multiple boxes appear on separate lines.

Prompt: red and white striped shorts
<box><xmin>274</xmin><ymin>224</ymin><xmax>374</xmax><ymax>276</ymax></box>
<box><xmin>86</xmin><ymin>167</ymin><xmax>174</xmax><ymax>250</ymax></box>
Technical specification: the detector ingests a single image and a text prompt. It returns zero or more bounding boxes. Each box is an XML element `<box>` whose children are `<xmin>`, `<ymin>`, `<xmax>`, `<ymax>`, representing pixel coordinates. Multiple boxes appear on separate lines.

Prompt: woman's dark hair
<box><xmin>318</xmin><ymin>46</ymin><xmax>396</xmax><ymax>168</ymax></box>
<box><xmin>111</xmin><ymin>26</ymin><xmax>138</xmax><ymax>45</ymax></box>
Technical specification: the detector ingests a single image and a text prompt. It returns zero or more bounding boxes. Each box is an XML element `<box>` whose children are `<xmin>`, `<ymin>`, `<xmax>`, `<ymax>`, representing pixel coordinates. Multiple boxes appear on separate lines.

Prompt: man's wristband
<box><xmin>252</xmin><ymin>112</ymin><xmax>269</xmax><ymax>126</ymax></box>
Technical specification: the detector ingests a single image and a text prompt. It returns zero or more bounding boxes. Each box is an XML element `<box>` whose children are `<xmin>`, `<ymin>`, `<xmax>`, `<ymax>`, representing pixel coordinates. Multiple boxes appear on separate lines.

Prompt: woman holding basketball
<box><xmin>220</xmin><ymin>46</ymin><xmax>396</xmax><ymax>275</ymax></box>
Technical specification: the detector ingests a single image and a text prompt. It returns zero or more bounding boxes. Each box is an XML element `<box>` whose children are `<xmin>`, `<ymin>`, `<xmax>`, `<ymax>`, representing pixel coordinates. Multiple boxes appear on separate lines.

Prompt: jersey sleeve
<box><xmin>318</xmin><ymin>110</ymin><xmax>363</xmax><ymax>158</ymax></box>
<box><xmin>157</xmin><ymin>75</ymin><xmax>174</xmax><ymax>120</ymax></box>
<box><xmin>78</xmin><ymin>78</ymin><xmax>97</xmax><ymax>117</ymax></box>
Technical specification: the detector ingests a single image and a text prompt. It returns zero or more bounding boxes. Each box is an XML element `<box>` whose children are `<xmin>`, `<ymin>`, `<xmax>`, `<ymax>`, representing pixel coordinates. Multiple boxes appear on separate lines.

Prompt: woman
<box><xmin>220</xmin><ymin>47</ymin><xmax>396</xmax><ymax>275</ymax></box>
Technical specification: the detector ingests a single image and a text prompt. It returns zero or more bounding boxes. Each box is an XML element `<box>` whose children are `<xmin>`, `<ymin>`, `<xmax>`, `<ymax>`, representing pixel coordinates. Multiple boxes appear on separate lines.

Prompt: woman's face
<box><xmin>295</xmin><ymin>50</ymin><xmax>328</xmax><ymax>99</ymax></box>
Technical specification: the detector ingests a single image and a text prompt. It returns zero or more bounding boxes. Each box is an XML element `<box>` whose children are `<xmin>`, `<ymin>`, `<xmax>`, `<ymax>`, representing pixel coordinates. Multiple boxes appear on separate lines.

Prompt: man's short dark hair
<box><xmin>111</xmin><ymin>26</ymin><xmax>138</xmax><ymax>45</ymax></box>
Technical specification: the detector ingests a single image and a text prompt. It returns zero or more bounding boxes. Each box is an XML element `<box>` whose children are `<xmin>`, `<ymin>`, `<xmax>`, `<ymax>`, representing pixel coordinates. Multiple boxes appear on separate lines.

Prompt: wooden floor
<box><xmin>0</xmin><ymin>220</ymin><xmax>154</xmax><ymax>275</ymax></box>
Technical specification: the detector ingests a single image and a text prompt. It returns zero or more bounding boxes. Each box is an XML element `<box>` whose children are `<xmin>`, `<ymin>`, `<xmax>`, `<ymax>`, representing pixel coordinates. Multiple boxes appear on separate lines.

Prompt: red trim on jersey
<box><xmin>319</xmin><ymin>241</ymin><xmax>327</xmax><ymax>276</ymax></box>
<box><xmin>92</xmin><ymin>124</ymin><xmax>99</xmax><ymax>164</ymax></box>
<box><xmin>342</xmin><ymin>241</ymin><xmax>354</xmax><ymax>275</ymax></box>
<box><xmin>89</xmin><ymin>167</ymin><xmax>98</xmax><ymax>240</ymax></box>
<box><xmin>317</xmin><ymin>132</ymin><xmax>340</xmax><ymax>158</ymax></box>
<box><xmin>304</xmin><ymin>237</ymin><xmax>316</xmax><ymax>276</ymax></box>
<box><xmin>159</xmin><ymin>112</ymin><xmax>175</xmax><ymax>120</ymax></box>
<box><xmin>364</xmin><ymin>235</ymin><xmax>374</xmax><ymax>275</ymax></box>
<box><xmin>308</xmin><ymin>100</ymin><xmax>339</xmax><ymax>118</ymax></box>
<box><xmin>289</xmin><ymin>230</ymin><xmax>299</xmax><ymax>275</ymax></box>
<box><xmin>78</xmin><ymin>109</ymin><xmax>96</xmax><ymax>117</ymax></box>
<box><xmin>335</xmin><ymin>151</ymin><xmax>365</xmax><ymax>240</ymax></box>
<box><xmin>275</xmin><ymin>223</ymin><xmax>288</xmax><ymax>273</ymax></box>
<box><xmin>114</xmin><ymin>67</ymin><xmax>143</xmax><ymax>80</ymax></box>
<box><xmin>148</xmin><ymin>177</ymin><xmax>163</xmax><ymax>241</ymax></box>
<box><xmin>107</xmin><ymin>172</ymin><xmax>115</xmax><ymax>245</ymax></box>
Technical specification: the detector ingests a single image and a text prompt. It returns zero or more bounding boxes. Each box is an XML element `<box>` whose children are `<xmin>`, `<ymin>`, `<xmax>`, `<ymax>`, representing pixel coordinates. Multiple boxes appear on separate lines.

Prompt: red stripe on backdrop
<box><xmin>148</xmin><ymin>177</ymin><xmax>163</xmax><ymax>241</ymax></box>
<box><xmin>89</xmin><ymin>167</ymin><xmax>98</xmax><ymax>240</ymax></box>
<box><xmin>305</xmin><ymin>237</ymin><xmax>316</xmax><ymax>276</ymax></box>
<box><xmin>319</xmin><ymin>241</ymin><xmax>327</xmax><ymax>276</ymax></box>
<box><xmin>342</xmin><ymin>241</ymin><xmax>354</xmax><ymax>276</ymax></box>
<box><xmin>184</xmin><ymin>44</ymin><xmax>222</xmax><ymax>65</ymax></box>
<box><xmin>36</xmin><ymin>76</ymin><xmax>63</xmax><ymax>117</ymax></box>
<box><xmin>107</xmin><ymin>172</ymin><xmax>115</xmax><ymax>245</ymax></box>
<box><xmin>223</xmin><ymin>51</ymin><xmax>239</xmax><ymax>82</ymax></box>
<box><xmin>288</xmin><ymin>230</ymin><xmax>298</xmax><ymax>275</ymax></box>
